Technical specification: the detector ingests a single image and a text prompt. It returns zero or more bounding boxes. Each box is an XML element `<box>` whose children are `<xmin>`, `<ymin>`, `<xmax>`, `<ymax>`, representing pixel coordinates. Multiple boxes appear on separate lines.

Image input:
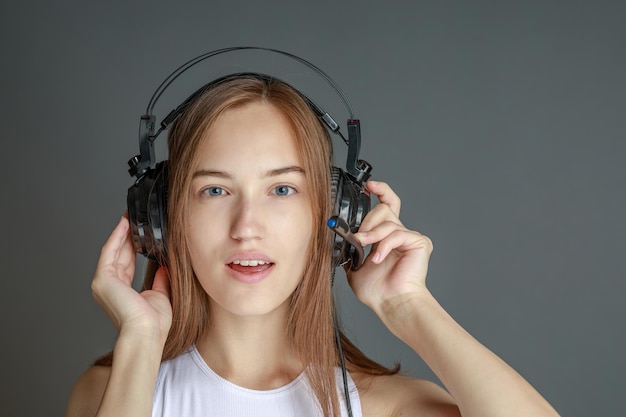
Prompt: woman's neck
<box><xmin>196</xmin><ymin>300</ymin><xmax>303</xmax><ymax>390</ymax></box>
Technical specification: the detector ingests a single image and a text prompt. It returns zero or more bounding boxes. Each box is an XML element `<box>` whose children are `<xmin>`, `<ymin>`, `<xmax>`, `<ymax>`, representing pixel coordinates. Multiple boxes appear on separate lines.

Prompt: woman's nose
<box><xmin>229</xmin><ymin>197</ymin><xmax>265</xmax><ymax>241</ymax></box>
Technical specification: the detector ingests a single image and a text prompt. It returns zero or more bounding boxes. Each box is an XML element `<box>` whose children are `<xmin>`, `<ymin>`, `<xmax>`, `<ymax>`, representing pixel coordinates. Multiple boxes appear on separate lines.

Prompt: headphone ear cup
<box><xmin>127</xmin><ymin>161</ymin><xmax>169</xmax><ymax>264</ymax></box>
<box><xmin>330</xmin><ymin>166</ymin><xmax>371</xmax><ymax>267</ymax></box>
<box><xmin>330</xmin><ymin>166</ymin><xmax>345</xmax><ymax>266</ymax></box>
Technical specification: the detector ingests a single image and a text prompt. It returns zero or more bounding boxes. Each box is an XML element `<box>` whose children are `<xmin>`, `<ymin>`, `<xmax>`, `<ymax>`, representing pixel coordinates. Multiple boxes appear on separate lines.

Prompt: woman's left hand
<box><xmin>348</xmin><ymin>180</ymin><xmax>434</xmax><ymax>316</ymax></box>
<box><xmin>347</xmin><ymin>182</ymin><xmax>562</xmax><ymax>417</ymax></box>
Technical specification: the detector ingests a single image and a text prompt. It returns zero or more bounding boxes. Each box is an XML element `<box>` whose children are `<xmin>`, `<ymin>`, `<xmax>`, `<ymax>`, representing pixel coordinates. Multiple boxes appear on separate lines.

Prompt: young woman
<box><xmin>66</xmin><ymin>74</ymin><xmax>560</xmax><ymax>417</ymax></box>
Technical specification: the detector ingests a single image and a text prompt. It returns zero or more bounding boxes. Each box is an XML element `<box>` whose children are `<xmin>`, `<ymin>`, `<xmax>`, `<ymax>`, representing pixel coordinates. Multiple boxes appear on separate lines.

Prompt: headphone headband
<box><xmin>146</xmin><ymin>47</ymin><xmax>356</xmax><ymax>118</ymax></box>
<box><xmin>128</xmin><ymin>48</ymin><xmax>372</xmax><ymax>184</ymax></box>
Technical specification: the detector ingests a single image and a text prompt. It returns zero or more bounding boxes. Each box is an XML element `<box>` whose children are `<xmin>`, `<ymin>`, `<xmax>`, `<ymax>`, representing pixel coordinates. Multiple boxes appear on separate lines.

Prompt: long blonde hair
<box><xmin>98</xmin><ymin>74</ymin><xmax>398</xmax><ymax>417</ymax></box>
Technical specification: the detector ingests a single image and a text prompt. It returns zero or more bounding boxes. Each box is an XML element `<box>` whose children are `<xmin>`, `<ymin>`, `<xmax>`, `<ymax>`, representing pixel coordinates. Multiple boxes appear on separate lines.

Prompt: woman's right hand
<box><xmin>91</xmin><ymin>216</ymin><xmax>172</xmax><ymax>345</ymax></box>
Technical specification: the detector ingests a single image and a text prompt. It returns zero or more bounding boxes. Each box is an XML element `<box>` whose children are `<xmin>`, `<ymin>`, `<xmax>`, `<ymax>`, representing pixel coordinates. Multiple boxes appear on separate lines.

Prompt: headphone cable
<box><xmin>333</xmin><ymin>269</ymin><xmax>354</xmax><ymax>417</ymax></box>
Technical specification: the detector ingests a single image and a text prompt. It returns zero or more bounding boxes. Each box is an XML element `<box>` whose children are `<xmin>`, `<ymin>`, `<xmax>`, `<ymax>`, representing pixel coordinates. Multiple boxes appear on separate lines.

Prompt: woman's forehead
<box><xmin>194</xmin><ymin>102</ymin><xmax>303</xmax><ymax>170</ymax></box>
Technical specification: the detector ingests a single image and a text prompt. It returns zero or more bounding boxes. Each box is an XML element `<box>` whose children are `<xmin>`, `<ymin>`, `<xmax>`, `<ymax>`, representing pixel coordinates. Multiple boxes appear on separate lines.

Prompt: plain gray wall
<box><xmin>1</xmin><ymin>1</ymin><xmax>624</xmax><ymax>416</ymax></box>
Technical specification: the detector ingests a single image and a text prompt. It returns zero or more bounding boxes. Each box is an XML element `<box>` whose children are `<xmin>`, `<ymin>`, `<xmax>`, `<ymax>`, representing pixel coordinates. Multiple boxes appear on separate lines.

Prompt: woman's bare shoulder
<box><xmin>65</xmin><ymin>366</ymin><xmax>111</xmax><ymax>417</ymax></box>
<box><xmin>352</xmin><ymin>372</ymin><xmax>461</xmax><ymax>417</ymax></box>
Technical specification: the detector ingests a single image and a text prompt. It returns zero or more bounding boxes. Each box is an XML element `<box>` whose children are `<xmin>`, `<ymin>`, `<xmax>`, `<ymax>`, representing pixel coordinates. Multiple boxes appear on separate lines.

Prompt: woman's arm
<box><xmin>66</xmin><ymin>217</ymin><xmax>172</xmax><ymax>417</ymax></box>
<box><xmin>379</xmin><ymin>290</ymin><xmax>558</xmax><ymax>417</ymax></box>
<box><xmin>349</xmin><ymin>181</ymin><xmax>560</xmax><ymax>417</ymax></box>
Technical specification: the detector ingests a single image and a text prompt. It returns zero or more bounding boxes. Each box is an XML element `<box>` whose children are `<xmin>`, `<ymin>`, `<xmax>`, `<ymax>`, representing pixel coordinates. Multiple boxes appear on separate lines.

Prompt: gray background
<box><xmin>1</xmin><ymin>1</ymin><xmax>624</xmax><ymax>416</ymax></box>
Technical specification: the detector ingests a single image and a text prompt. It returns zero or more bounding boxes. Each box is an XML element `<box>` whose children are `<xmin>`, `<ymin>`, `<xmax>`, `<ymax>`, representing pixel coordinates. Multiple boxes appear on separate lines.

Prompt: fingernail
<box><xmin>372</xmin><ymin>251</ymin><xmax>381</xmax><ymax>263</ymax></box>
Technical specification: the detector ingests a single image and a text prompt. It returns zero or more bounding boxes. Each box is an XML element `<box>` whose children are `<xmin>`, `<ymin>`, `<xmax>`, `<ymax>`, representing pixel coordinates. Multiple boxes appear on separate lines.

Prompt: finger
<box><xmin>116</xmin><ymin>223</ymin><xmax>137</xmax><ymax>272</ymax></box>
<box><xmin>355</xmin><ymin>220</ymin><xmax>409</xmax><ymax>246</ymax></box>
<box><xmin>97</xmin><ymin>217</ymin><xmax>136</xmax><ymax>283</ymax></box>
<box><xmin>369</xmin><ymin>230</ymin><xmax>433</xmax><ymax>264</ymax></box>
<box><xmin>366</xmin><ymin>180</ymin><xmax>401</xmax><ymax>217</ymax></box>
<box><xmin>151</xmin><ymin>266</ymin><xmax>171</xmax><ymax>299</ymax></box>
<box><xmin>358</xmin><ymin>202</ymin><xmax>402</xmax><ymax>235</ymax></box>
<box><xmin>97</xmin><ymin>216</ymin><xmax>131</xmax><ymax>268</ymax></box>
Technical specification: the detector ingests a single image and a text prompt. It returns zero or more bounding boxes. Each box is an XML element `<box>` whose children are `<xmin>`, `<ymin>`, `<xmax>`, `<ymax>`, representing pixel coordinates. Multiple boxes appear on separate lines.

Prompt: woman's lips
<box><xmin>225</xmin><ymin>261</ymin><xmax>275</xmax><ymax>283</ymax></box>
<box><xmin>228</xmin><ymin>262</ymin><xmax>273</xmax><ymax>274</ymax></box>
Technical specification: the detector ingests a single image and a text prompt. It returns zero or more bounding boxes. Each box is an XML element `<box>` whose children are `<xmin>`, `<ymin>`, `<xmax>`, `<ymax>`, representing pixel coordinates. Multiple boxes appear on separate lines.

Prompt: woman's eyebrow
<box><xmin>265</xmin><ymin>166</ymin><xmax>305</xmax><ymax>177</ymax></box>
<box><xmin>192</xmin><ymin>166</ymin><xmax>305</xmax><ymax>180</ymax></box>
<box><xmin>192</xmin><ymin>170</ymin><xmax>232</xmax><ymax>179</ymax></box>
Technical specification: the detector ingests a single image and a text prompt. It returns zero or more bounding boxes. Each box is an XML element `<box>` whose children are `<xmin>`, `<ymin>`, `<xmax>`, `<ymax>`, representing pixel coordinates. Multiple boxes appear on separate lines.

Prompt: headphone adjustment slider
<box><xmin>355</xmin><ymin>160</ymin><xmax>373</xmax><ymax>183</ymax></box>
<box><xmin>127</xmin><ymin>155</ymin><xmax>142</xmax><ymax>177</ymax></box>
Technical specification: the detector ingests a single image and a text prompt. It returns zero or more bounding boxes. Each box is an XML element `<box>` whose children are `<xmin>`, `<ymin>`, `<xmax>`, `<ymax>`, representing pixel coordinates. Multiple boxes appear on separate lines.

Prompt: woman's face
<box><xmin>186</xmin><ymin>101</ymin><xmax>313</xmax><ymax>318</ymax></box>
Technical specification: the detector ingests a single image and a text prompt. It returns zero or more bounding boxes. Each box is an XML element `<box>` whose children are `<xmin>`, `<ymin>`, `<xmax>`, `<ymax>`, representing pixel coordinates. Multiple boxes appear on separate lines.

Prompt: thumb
<box><xmin>151</xmin><ymin>266</ymin><xmax>171</xmax><ymax>299</ymax></box>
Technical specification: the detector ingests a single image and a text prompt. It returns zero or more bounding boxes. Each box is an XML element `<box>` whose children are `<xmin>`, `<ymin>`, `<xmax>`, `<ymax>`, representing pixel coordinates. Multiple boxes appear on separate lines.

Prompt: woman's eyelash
<box><xmin>273</xmin><ymin>185</ymin><xmax>296</xmax><ymax>196</ymax></box>
<box><xmin>201</xmin><ymin>186</ymin><xmax>226</xmax><ymax>196</ymax></box>
<box><xmin>199</xmin><ymin>185</ymin><xmax>296</xmax><ymax>197</ymax></box>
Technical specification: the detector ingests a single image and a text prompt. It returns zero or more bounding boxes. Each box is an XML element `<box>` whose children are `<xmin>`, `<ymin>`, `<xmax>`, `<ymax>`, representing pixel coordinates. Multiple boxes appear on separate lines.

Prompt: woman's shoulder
<box><xmin>351</xmin><ymin>372</ymin><xmax>460</xmax><ymax>417</ymax></box>
<box><xmin>65</xmin><ymin>366</ymin><xmax>111</xmax><ymax>417</ymax></box>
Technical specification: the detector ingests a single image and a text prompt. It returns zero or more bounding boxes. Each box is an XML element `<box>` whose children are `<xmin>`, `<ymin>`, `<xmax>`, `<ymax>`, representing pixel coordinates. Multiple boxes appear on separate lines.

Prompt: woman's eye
<box><xmin>202</xmin><ymin>186</ymin><xmax>225</xmax><ymax>196</ymax></box>
<box><xmin>273</xmin><ymin>185</ymin><xmax>295</xmax><ymax>196</ymax></box>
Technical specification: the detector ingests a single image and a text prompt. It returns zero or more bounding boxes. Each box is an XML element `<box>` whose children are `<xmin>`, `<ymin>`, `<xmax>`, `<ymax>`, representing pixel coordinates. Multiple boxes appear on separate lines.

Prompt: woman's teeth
<box><xmin>232</xmin><ymin>260</ymin><xmax>269</xmax><ymax>267</ymax></box>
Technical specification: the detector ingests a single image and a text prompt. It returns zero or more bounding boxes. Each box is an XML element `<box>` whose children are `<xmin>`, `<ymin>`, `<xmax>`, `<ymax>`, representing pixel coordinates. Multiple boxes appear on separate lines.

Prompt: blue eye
<box><xmin>202</xmin><ymin>186</ymin><xmax>225</xmax><ymax>196</ymax></box>
<box><xmin>274</xmin><ymin>185</ymin><xmax>295</xmax><ymax>196</ymax></box>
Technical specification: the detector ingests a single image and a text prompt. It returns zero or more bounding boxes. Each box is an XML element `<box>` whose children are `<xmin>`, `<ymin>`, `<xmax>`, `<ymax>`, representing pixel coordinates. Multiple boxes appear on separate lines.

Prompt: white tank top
<box><xmin>153</xmin><ymin>345</ymin><xmax>363</xmax><ymax>417</ymax></box>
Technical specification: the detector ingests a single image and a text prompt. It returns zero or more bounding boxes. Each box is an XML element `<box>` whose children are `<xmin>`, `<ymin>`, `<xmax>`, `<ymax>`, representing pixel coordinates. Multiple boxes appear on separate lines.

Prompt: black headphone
<box><xmin>126</xmin><ymin>47</ymin><xmax>372</xmax><ymax>269</ymax></box>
